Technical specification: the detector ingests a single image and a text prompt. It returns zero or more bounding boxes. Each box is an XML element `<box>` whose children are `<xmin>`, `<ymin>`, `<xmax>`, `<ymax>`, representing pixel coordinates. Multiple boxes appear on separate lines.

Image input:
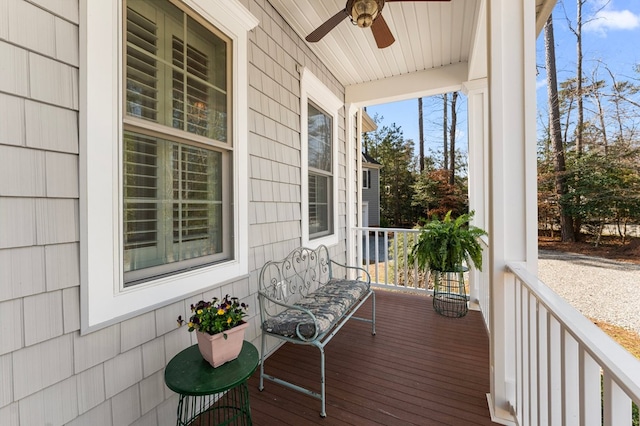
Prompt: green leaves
<box><xmin>409</xmin><ymin>210</ymin><xmax>487</xmax><ymax>273</ymax></box>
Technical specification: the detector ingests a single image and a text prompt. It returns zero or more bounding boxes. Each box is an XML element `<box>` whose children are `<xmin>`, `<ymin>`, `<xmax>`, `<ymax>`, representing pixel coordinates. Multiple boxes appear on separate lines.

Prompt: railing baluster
<box><xmin>603</xmin><ymin>373</ymin><xmax>631</xmax><ymax>426</ymax></box>
<box><xmin>402</xmin><ymin>233</ymin><xmax>408</xmax><ymax>289</ymax></box>
<box><xmin>383</xmin><ymin>231</ymin><xmax>389</xmax><ymax>286</ymax></box>
<box><xmin>580</xmin><ymin>350</ymin><xmax>600</xmax><ymax>426</ymax></box>
<box><xmin>374</xmin><ymin>230</ymin><xmax>380</xmax><ymax>285</ymax></box>
<box><xmin>393</xmin><ymin>232</ymin><xmax>399</xmax><ymax>289</ymax></box>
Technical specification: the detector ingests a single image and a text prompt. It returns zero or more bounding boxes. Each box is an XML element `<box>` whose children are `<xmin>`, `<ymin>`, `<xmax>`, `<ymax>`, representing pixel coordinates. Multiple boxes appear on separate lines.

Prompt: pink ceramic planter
<box><xmin>195</xmin><ymin>322</ymin><xmax>249</xmax><ymax>368</ymax></box>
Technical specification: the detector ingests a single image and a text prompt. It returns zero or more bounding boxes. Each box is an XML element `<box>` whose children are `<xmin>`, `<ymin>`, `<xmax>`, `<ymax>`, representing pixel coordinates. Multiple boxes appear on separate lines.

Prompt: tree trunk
<box><xmin>576</xmin><ymin>0</ymin><xmax>584</xmax><ymax>155</ymax></box>
<box><xmin>418</xmin><ymin>97</ymin><xmax>425</xmax><ymax>172</ymax></box>
<box><xmin>449</xmin><ymin>92</ymin><xmax>458</xmax><ymax>185</ymax></box>
<box><xmin>573</xmin><ymin>0</ymin><xmax>585</xmax><ymax>239</ymax></box>
<box><xmin>545</xmin><ymin>14</ymin><xmax>575</xmax><ymax>242</ymax></box>
<box><xmin>443</xmin><ymin>93</ymin><xmax>448</xmax><ymax>170</ymax></box>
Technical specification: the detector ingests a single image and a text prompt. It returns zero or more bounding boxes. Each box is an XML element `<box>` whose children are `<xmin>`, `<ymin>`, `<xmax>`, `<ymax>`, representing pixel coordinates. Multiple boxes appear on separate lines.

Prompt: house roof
<box><xmin>362</xmin><ymin>109</ymin><xmax>377</xmax><ymax>133</ymax></box>
<box><xmin>268</xmin><ymin>0</ymin><xmax>556</xmax><ymax>106</ymax></box>
<box><xmin>362</xmin><ymin>151</ymin><xmax>382</xmax><ymax>167</ymax></box>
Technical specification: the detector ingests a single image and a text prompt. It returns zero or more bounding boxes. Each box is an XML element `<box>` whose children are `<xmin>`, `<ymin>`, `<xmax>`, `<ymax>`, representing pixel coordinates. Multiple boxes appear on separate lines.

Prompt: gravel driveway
<box><xmin>538</xmin><ymin>250</ymin><xmax>640</xmax><ymax>334</ymax></box>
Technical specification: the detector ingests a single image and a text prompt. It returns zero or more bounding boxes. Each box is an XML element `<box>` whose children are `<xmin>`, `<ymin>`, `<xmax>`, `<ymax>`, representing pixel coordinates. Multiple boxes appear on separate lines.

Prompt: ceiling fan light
<box><xmin>351</xmin><ymin>0</ymin><xmax>380</xmax><ymax>28</ymax></box>
<box><xmin>357</xmin><ymin>14</ymin><xmax>373</xmax><ymax>28</ymax></box>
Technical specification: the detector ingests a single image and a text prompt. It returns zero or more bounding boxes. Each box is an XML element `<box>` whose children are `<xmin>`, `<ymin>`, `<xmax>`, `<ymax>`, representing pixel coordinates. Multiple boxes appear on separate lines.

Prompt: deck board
<box><xmin>247</xmin><ymin>290</ymin><xmax>497</xmax><ymax>425</ymax></box>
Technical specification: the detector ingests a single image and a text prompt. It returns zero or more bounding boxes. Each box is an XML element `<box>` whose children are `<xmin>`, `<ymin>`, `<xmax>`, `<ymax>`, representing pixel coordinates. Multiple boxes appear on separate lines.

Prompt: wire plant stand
<box><xmin>431</xmin><ymin>269</ymin><xmax>469</xmax><ymax>318</ymax></box>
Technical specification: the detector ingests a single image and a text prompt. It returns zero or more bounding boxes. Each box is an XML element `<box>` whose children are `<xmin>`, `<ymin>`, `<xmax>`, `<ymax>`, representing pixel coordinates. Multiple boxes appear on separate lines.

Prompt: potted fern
<box><xmin>409</xmin><ymin>210</ymin><xmax>487</xmax><ymax>317</ymax></box>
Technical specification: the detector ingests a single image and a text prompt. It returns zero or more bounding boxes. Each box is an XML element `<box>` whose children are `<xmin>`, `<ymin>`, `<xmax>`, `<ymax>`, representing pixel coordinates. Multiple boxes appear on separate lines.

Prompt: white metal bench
<box><xmin>257</xmin><ymin>245</ymin><xmax>376</xmax><ymax>417</ymax></box>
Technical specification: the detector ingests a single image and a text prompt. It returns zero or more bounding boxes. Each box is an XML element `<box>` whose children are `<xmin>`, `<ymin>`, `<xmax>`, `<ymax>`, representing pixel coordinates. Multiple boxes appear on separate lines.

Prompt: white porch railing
<box><xmin>354</xmin><ymin>227</ymin><xmax>487</xmax><ymax>309</ymax></box>
<box><xmin>353</xmin><ymin>227</ymin><xmax>640</xmax><ymax>425</ymax></box>
<box><xmin>507</xmin><ymin>262</ymin><xmax>640</xmax><ymax>426</ymax></box>
<box><xmin>355</xmin><ymin>227</ymin><xmax>426</xmax><ymax>293</ymax></box>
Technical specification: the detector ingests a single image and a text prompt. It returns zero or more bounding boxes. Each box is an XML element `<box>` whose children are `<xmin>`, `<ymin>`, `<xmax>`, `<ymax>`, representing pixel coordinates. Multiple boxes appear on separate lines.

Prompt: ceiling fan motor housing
<box><xmin>350</xmin><ymin>0</ymin><xmax>384</xmax><ymax>28</ymax></box>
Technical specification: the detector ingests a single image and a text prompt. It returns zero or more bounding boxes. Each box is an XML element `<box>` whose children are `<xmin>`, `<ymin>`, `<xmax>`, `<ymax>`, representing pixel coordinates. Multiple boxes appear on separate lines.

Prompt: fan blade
<box><xmin>371</xmin><ymin>14</ymin><xmax>395</xmax><ymax>48</ymax></box>
<box><xmin>306</xmin><ymin>9</ymin><xmax>349</xmax><ymax>42</ymax></box>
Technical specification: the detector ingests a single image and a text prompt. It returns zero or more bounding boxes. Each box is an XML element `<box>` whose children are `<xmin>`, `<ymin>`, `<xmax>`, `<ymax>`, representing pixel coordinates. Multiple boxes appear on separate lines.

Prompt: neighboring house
<box><xmin>361</xmin><ymin>152</ymin><xmax>381</xmax><ymax>228</ymax></box>
<box><xmin>2</xmin><ymin>1</ymin><xmax>637</xmax><ymax>425</ymax></box>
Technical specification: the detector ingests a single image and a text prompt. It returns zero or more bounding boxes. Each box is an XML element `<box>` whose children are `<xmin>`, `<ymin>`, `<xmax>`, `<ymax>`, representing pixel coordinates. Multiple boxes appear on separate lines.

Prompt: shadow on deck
<box><xmin>247</xmin><ymin>290</ymin><xmax>496</xmax><ymax>425</ymax></box>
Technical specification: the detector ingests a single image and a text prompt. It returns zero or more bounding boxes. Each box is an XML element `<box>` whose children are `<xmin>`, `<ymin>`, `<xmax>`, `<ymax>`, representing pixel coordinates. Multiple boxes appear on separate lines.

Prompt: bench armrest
<box><xmin>258</xmin><ymin>291</ymin><xmax>321</xmax><ymax>342</ymax></box>
<box><xmin>329</xmin><ymin>260</ymin><xmax>371</xmax><ymax>288</ymax></box>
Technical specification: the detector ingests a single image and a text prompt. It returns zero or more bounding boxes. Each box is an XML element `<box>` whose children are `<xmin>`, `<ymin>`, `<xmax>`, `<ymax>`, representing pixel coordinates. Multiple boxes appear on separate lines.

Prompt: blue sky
<box><xmin>367</xmin><ymin>0</ymin><xmax>640</xmax><ymax>156</ymax></box>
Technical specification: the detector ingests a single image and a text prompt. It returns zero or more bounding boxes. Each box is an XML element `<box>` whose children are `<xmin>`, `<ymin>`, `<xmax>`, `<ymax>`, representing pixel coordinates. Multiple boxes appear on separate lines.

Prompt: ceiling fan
<box><xmin>306</xmin><ymin>0</ymin><xmax>451</xmax><ymax>49</ymax></box>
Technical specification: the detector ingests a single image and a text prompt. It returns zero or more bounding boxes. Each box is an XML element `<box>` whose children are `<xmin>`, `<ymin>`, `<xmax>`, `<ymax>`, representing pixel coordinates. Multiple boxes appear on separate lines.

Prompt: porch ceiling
<box><xmin>268</xmin><ymin>0</ymin><xmax>556</xmax><ymax>105</ymax></box>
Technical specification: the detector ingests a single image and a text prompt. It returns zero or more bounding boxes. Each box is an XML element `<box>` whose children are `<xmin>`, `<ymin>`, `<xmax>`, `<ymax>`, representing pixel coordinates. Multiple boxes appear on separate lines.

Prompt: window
<box><xmin>307</xmin><ymin>102</ymin><xmax>333</xmax><ymax>238</ymax></box>
<box><xmin>124</xmin><ymin>0</ymin><xmax>231</xmax><ymax>284</ymax></box>
<box><xmin>300</xmin><ymin>68</ymin><xmax>343</xmax><ymax>248</ymax></box>
<box><xmin>80</xmin><ymin>0</ymin><xmax>257</xmax><ymax>332</ymax></box>
<box><xmin>362</xmin><ymin>170</ymin><xmax>371</xmax><ymax>189</ymax></box>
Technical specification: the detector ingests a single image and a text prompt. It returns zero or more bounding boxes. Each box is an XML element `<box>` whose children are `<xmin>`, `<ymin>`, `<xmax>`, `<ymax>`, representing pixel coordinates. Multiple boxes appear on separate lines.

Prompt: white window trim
<box><xmin>79</xmin><ymin>0</ymin><xmax>258</xmax><ymax>334</ymax></box>
<box><xmin>300</xmin><ymin>67</ymin><xmax>343</xmax><ymax>249</ymax></box>
<box><xmin>363</xmin><ymin>169</ymin><xmax>371</xmax><ymax>189</ymax></box>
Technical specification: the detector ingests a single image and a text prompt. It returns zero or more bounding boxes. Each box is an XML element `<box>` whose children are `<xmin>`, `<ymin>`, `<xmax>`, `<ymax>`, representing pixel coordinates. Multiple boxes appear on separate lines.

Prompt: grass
<box><xmin>591</xmin><ymin>318</ymin><xmax>640</xmax><ymax>360</ymax></box>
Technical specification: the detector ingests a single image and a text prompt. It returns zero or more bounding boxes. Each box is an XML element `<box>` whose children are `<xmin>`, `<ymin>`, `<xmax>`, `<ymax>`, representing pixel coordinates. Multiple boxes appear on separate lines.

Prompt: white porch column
<box><xmin>345</xmin><ymin>105</ymin><xmax>362</xmax><ymax>275</ymax></box>
<box><xmin>486</xmin><ymin>0</ymin><xmax>538</xmax><ymax>424</ymax></box>
<box><xmin>462</xmin><ymin>78</ymin><xmax>489</xmax><ymax>307</ymax></box>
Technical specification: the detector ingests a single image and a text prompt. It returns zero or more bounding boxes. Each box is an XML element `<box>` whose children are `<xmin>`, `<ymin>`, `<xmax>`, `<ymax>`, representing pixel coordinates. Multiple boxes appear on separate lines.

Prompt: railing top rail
<box><xmin>507</xmin><ymin>261</ymin><xmax>640</xmax><ymax>401</ymax></box>
<box><xmin>354</xmin><ymin>227</ymin><xmax>421</xmax><ymax>233</ymax></box>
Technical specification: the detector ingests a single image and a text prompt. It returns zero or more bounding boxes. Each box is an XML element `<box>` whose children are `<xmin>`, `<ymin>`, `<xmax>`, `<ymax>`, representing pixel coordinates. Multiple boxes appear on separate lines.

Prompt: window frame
<box><xmin>300</xmin><ymin>68</ymin><xmax>343</xmax><ymax>248</ymax></box>
<box><xmin>79</xmin><ymin>0</ymin><xmax>258</xmax><ymax>334</ymax></box>
<box><xmin>122</xmin><ymin>1</ymin><xmax>233</xmax><ymax>284</ymax></box>
<box><xmin>363</xmin><ymin>169</ymin><xmax>371</xmax><ymax>189</ymax></box>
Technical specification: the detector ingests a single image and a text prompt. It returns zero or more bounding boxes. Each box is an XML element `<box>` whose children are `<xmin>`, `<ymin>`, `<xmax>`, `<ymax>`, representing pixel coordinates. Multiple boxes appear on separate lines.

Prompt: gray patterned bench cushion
<box><xmin>262</xmin><ymin>278</ymin><xmax>369</xmax><ymax>339</ymax></box>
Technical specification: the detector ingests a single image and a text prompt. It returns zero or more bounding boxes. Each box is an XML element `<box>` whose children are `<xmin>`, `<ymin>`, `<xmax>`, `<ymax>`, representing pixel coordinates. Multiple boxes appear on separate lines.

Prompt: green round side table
<box><xmin>165</xmin><ymin>341</ymin><xmax>259</xmax><ymax>426</ymax></box>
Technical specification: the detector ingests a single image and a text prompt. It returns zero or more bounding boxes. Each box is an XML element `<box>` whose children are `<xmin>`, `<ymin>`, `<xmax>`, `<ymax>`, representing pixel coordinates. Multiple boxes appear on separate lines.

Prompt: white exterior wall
<box><xmin>0</xmin><ymin>1</ymin><xmax>347</xmax><ymax>424</ymax></box>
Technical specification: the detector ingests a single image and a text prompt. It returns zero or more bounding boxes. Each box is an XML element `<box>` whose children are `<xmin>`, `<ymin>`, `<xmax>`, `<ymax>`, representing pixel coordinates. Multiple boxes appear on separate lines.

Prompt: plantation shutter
<box><xmin>124</xmin><ymin>132</ymin><xmax>159</xmax><ymax>253</ymax></box>
<box><xmin>172</xmin><ymin>37</ymin><xmax>210</xmax><ymax>136</ymax></box>
<box><xmin>126</xmin><ymin>6</ymin><xmax>159</xmax><ymax>122</ymax></box>
<box><xmin>172</xmin><ymin>144</ymin><xmax>222</xmax><ymax>257</ymax></box>
<box><xmin>123</xmin><ymin>0</ymin><xmax>231</xmax><ymax>284</ymax></box>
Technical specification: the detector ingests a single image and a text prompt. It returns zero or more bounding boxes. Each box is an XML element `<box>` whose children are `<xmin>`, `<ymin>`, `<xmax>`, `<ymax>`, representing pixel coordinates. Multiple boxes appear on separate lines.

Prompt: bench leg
<box><xmin>319</xmin><ymin>345</ymin><xmax>326</xmax><ymax>418</ymax></box>
<box><xmin>259</xmin><ymin>330</ymin><xmax>266</xmax><ymax>391</ymax></box>
<box><xmin>371</xmin><ymin>291</ymin><xmax>376</xmax><ymax>336</ymax></box>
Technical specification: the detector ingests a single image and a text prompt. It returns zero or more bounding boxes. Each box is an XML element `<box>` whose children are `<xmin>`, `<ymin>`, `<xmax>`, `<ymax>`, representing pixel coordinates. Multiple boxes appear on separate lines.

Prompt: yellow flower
<box><xmin>188</xmin><ymin>322</ymin><xmax>194</xmax><ymax>328</ymax></box>
<box><xmin>217</xmin><ymin>308</ymin><xmax>225</xmax><ymax>315</ymax></box>
<box><xmin>227</xmin><ymin>317</ymin><xmax>232</xmax><ymax>324</ymax></box>
<box><xmin>197</xmin><ymin>309</ymin><xmax>203</xmax><ymax>315</ymax></box>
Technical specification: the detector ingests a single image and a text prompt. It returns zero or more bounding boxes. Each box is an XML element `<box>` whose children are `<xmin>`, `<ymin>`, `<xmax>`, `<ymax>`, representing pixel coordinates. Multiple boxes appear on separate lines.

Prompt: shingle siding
<box><xmin>0</xmin><ymin>146</ymin><xmax>45</xmax><ymax>197</ymax></box>
<box><xmin>0</xmin><ymin>354</ymin><xmax>13</xmax><ymax>407</ymax></box>
<box><xmin>25</xmin><ymin>100</ymin><xmax>78</xmax><ymax>153</ymax></box>
<box><xmin>0</xmin><ymin>94</ymin><xmax>26</xmax><ymax>147</ymax></box>
<box><xmin>0</xmin><ymin>42</ymin><xmax>29</xmax><ymax>96</ymax></box>
<box><xmin>7</xmin><ymin>0</ymin><xmax>56</xmax><ymax>57</ymax></box>
<box><xmin>0</xmin><ymin>0</ymin><xmax>348</xmax><ymax>424</ymax></box>
<box><xmin>23</xmin><ymin>290</ymin><xmax>64</xmax><ymax>346</ymax></box>
<box><xmin>0</xmin><ymin>246</ymin><xmax>46</xmax><ymax>301</ymax></box>
<box><xmin>76</xmin><ymin>364</ymin><xmax>105</xmax><ymax>414</ymax></box>
<box><xmin>12</xmin><ymin>334</ymin><xmax>74</xmax><ymax>400</ymax></box>
<box><xmin>0</xmin><ymin>198</ymin><xmax>36</xmax><ymax>249</ymax></box>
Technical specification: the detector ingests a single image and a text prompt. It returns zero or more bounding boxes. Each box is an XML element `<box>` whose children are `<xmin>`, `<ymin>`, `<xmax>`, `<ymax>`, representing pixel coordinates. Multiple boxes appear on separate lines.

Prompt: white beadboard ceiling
<box><xmin>268</xmin><ymin>0</ymin><xmax>555</xmax><ymax>100</ymax></box>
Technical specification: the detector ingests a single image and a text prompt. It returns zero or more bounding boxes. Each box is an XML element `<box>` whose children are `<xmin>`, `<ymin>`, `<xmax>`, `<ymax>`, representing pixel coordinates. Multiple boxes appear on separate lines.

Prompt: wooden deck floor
<box><xmin>247</xmin><ymin>290</ymin><xmax>496</xmax><ymax>425</ymax></box>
